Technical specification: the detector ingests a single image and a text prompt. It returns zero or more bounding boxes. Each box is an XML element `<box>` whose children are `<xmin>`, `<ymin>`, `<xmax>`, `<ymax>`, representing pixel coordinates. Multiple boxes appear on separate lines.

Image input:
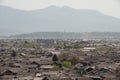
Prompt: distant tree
<box><xmin>59</xmin><ymin>53</ymin><xmax>81</xmax><ymax>65</ymax></box>
<box><xmin>24</xmin><ymin>41</ymin><xmax>29</xmax><ymax>44</ymax></box>
<box><xmin>42</xmin><ymin>77</ymin><xmax>49</xmax><ymax>80</ymax></box>
<box><xmin>11</xmin><ymin>50</ymin><xmax>17</xmax><ymax>57</ymax></box>
<box><xmin>52</xmin><ymin>54</ymin><xmax>58</xmax><ymax>62</ymax></box>
<box><xmin>68</xmin><ymin>54</ymin><xmax>81</xmax><ymax>65</ymax></box>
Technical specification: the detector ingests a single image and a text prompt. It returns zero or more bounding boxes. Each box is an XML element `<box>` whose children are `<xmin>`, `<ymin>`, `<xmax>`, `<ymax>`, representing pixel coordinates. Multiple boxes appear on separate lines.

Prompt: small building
<box><xmin>40</xmin><ymin>65</ymin><xmax>53</xmax><ymax>70</ymax></box>
<box><xmin>19</xmin><ymin>76</ymin><xmax>34</xmax><ymax>80</ymax></box>
<box><xmin>0</xmin><ymin>69</ymin><xmax>17</xmax><ymax>76</ymax></box>
<box><xmin>82</xmin><ymin>47</ymin><xmax>96</xmax><ymax>52</ymax></box>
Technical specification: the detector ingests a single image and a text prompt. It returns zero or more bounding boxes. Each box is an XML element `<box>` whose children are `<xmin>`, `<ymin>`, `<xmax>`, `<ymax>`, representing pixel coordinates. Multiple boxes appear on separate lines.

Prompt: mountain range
<box><xmin>11</xmin><ymin>32</ymin><xmax>120</xmax><ymax>39</ymax></box>
<box><xmin>0</xmin><ymin>6</ymin><xmax>120</xmax><ymax>36</ymax></box>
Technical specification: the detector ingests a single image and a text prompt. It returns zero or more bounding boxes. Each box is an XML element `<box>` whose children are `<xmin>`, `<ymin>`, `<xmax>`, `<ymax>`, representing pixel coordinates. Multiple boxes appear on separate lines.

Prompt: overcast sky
<box><xmin>0</xmin><ymin>0</ymin><xmax>120</xmax><ymax>18</ymax></box>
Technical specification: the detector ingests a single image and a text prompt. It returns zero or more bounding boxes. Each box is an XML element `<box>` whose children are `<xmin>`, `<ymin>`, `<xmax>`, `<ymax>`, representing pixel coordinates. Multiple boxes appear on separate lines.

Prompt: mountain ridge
<box><xmin>0</xmin><ymin>5</ymin><xmax>120</xmax><ymax>36</ymax></box>
<box><xmin>11</xmin><ymin>32</ymin><xmax>120</xmax><ymax>39</ymax></box>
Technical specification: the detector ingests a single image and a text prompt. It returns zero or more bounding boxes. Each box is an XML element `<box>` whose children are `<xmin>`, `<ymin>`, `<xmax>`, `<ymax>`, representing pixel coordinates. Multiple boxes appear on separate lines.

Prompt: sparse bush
<box><xmin>53</xmin><ymin>65</ymin><xmax>60</xmax><ymax>71</ymax></box>
<box><xmin>62</xmin><ymin>61</ymin><xmax>71</xmax><ymax>68</ymax></box>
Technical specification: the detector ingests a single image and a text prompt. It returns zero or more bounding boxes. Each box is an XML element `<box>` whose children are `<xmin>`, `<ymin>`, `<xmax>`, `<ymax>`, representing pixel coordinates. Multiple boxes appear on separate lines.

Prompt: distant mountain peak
<box><xmin>43</xmin><ymin>5</ymin><xmax>60</xmax><ymax>9</ymax></box>
<box><xmin>0</xmin><ymin>5</ymin><xmax>120</xmax><ymax>36</ymax></box>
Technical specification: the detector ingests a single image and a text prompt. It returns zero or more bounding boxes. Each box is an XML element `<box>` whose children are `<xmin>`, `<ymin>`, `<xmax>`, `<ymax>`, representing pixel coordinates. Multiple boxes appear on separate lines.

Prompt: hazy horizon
<box><xmin>0</xmin><ymin>0</ymin><xmax>120</xmax><ymax>36</ymax></box>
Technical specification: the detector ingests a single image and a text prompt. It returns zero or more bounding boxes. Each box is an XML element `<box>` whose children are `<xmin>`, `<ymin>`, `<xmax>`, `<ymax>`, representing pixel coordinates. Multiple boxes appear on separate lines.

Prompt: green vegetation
<box><xmin>62</xmin><ymin>61</ymin><xmax>72</xmax><ymax>68</ymax></box>
<box><xmin>53</xmin><ymin>65</ymin><xmax>60</xmax><ymax>71</ymax></box>
<box><xmin>59</xmin><ymin>53</ymin><xmax>81</xmax><ymax>65</ymax></box>
<box><xmin>17</xmin><ymin>43</ymin><xmax>34</xmax><ymax>47</ymax></box>
<box><xmin>16</xmin><ymin>42</ymin><xmax>40</xmax><ymax>48</ymax></box>
<box><xmin>96</xmin><ymin>47</ymin><xmax>113</xmax><ymax>52</ymax></box>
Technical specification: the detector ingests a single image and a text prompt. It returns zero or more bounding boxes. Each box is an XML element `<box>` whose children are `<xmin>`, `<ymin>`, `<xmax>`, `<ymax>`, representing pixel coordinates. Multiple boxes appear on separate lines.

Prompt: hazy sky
<box><xmin>0</xmin><ymin>0</ymin><xmax>120</xmax><ymax>18</ymax></box>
